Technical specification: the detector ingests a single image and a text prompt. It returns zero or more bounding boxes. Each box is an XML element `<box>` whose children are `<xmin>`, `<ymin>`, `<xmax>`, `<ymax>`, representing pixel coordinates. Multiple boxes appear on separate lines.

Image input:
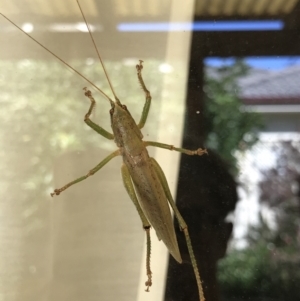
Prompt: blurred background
<box><xmin>1</xmin><ymin>1</ymin><xmax>300</xmax><ymax>301</ymax></box>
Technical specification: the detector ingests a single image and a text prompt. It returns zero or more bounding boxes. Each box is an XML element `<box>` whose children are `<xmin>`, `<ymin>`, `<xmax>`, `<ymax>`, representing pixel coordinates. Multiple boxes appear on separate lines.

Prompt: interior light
<box><xmin>22</xmin><ymin>23</ymin><xmax>34</xmax><ymax>33</ymax></box>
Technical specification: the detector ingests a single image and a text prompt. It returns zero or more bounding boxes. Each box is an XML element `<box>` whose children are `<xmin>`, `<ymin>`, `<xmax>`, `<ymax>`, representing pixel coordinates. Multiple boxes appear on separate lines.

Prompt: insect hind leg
<box><xmin>150</xmin><ymin>157</ymin><xmax>206</xmax><ymax>301</ymax></box>
<box><xmin>121</xmin><ymin>164</ymin><xmax>152</xmax><ymax>291</ymax></box>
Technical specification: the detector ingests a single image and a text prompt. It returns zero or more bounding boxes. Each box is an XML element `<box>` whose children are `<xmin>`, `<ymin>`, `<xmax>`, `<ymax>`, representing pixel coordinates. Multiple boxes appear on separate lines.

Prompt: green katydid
<box><xmin>1</xmin><ymin>1</ymin><xmax>207</xmax><ymax>300</ymax></box>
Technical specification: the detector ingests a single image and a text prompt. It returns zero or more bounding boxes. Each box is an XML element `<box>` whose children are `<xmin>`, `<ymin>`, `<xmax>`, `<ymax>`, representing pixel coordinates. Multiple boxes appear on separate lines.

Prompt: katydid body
<box><xmin>50</xmin><ymin>64</ymin><xmax>207</xmax><ymax>300</ymax></box>
<box><xmin>111</xmin><ymin>97</ymin><xmax>182</xmax><ymax>263</ymax></box>
<box><xmin>1</xmin><ymin>1</ymin><xmax>207</xmax><ymax>300</ymax></box>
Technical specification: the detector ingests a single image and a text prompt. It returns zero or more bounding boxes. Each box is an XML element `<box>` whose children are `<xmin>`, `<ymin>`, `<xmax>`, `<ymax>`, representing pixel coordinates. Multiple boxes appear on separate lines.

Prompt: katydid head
<box><xmin>109</xmin><ymin>101</ymin><xmax>130</xmax><ymax>121</ymax></box>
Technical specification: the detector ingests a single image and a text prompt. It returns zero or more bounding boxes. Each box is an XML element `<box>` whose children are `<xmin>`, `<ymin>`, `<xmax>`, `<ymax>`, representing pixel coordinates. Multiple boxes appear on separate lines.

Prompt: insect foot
<box><xmin>50</xmin><ymin>189</ymin><xmax>61</xmax><ymax>197</ymax></box>
<box><xmin>136</xmin><ymin>60</ymin><xmax>144</xmax><ymax>72</ymax></box>
<box><xmin>145</xmin><ymin>278</ymin><xmax>152</xmax><ymax>292</ymax></box>
<box><xmin>196</xmin><ymin>148</ymin><xmax>208</xmax><ymax>156</ymax></box>
<box><xmin>83</xmin><ymin>87</ymin><xmax>92</xmax><ymax>97</ymax></box>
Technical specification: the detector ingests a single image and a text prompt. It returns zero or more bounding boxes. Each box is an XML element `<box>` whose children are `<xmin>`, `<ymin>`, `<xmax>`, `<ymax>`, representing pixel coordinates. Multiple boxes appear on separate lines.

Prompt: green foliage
<box><xmin>218</xmin><ymin>140</ymin><xmax>300</xmax><ymax>301</ymax></box>
<box><xmin>204</xmin><ymin>60</ymin><xmax>264</xmax><ymax>170</ymax></box>
<box><xmin>218</xmin><ymin>229</ymin><xmax>300</xmax><ymax>301</ymax></box>
<box><xmin>205</xmin><ymin>65</ymin><xmax>300</xmax><ymax>300</ymax></box>
<box><xmin>218</xmin><ymin>243</ymin><xmax>272</xmax><ymax>299</ymax></box>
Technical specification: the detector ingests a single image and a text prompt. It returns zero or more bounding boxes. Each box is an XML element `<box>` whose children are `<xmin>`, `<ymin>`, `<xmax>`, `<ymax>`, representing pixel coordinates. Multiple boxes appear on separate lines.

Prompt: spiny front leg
<box><xmin>136</xmin><ymin>60</ymin><xmax>152</xmax><ymax>129</ymax></box>
<box><xmin>83</xmin><ymin>88</ymin><xmax>114</xmax><ymax>140</ymax></box>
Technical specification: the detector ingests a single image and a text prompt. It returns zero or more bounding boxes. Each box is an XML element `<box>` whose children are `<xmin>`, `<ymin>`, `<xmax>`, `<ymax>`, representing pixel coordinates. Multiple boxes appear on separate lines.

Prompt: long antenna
<box><xmin>76</xmin><ymin>0</ymin><xmax>120</xmax><ymax>104</ymax></box>
<box><xmin>0</xmin><ymin>13</ymin><xmax>114</xmax><ymax>105</ymax></box>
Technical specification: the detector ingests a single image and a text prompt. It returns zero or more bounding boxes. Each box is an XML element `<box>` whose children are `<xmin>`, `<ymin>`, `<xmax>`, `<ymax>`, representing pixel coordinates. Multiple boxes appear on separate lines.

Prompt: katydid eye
<box><xmin>110</xmin><ymin>108</ymin><xmax>114</xmax><ymax>115</ymax></box>
<box><xmin>122</xmin><ymin>105</ymin><xmax>127</xmax><ymax>110</ymax></box>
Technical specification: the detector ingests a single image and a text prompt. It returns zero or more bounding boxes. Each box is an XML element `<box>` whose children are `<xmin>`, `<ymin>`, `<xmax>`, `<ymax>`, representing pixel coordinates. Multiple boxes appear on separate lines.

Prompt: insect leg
<box><xmin>145</xmin><ymin>141</ymin><xmax>208</xmax><ymax>156</ymax></box>
<box><xmin>51</xmin><ymin>150</ymin><xmax>120</xmax><ymax>197</ymax></box>
<box><xmin>136</xmin><ymin>60</ymin><xmax>152</xmax><ymax>129</ymax></box>
<box><xmin>83</xmin><ymin>88</ymin><xmax>114</xmax><ymax>140</ymax></box>
<box><xmin>121</xmin><ymin>164</ymin><xmax>152</xmax><ymax>292</ymax></box>
<box><xmin>150</xmin><ymin>158</ymin><xmax>206</xmax><ymax>301</ymax></box>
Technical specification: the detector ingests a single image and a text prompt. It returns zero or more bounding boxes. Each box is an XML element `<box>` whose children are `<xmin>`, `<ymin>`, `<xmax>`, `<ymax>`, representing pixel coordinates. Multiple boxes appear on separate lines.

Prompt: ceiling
<box><xmin>1</xmin><ymin>0</ymin><xmax>300</xmax><ymax>61</ymax></box>
<box><xmin>2</xmin><ymin>0</ymin><xmax>299</xmax><ymax>22</ymax></box>
<box><xmin>195</xmin><ymin>0</ymin><xmax>298</xmax><ymax>18</ymax></box>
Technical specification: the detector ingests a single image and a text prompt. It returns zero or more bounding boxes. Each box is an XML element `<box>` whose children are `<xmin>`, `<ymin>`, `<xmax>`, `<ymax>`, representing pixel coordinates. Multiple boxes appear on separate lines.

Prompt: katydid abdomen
<box><xmin>124</xmin><ymin>149</ymin><xmax>182</xmax><ymax>264</ymax></box>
